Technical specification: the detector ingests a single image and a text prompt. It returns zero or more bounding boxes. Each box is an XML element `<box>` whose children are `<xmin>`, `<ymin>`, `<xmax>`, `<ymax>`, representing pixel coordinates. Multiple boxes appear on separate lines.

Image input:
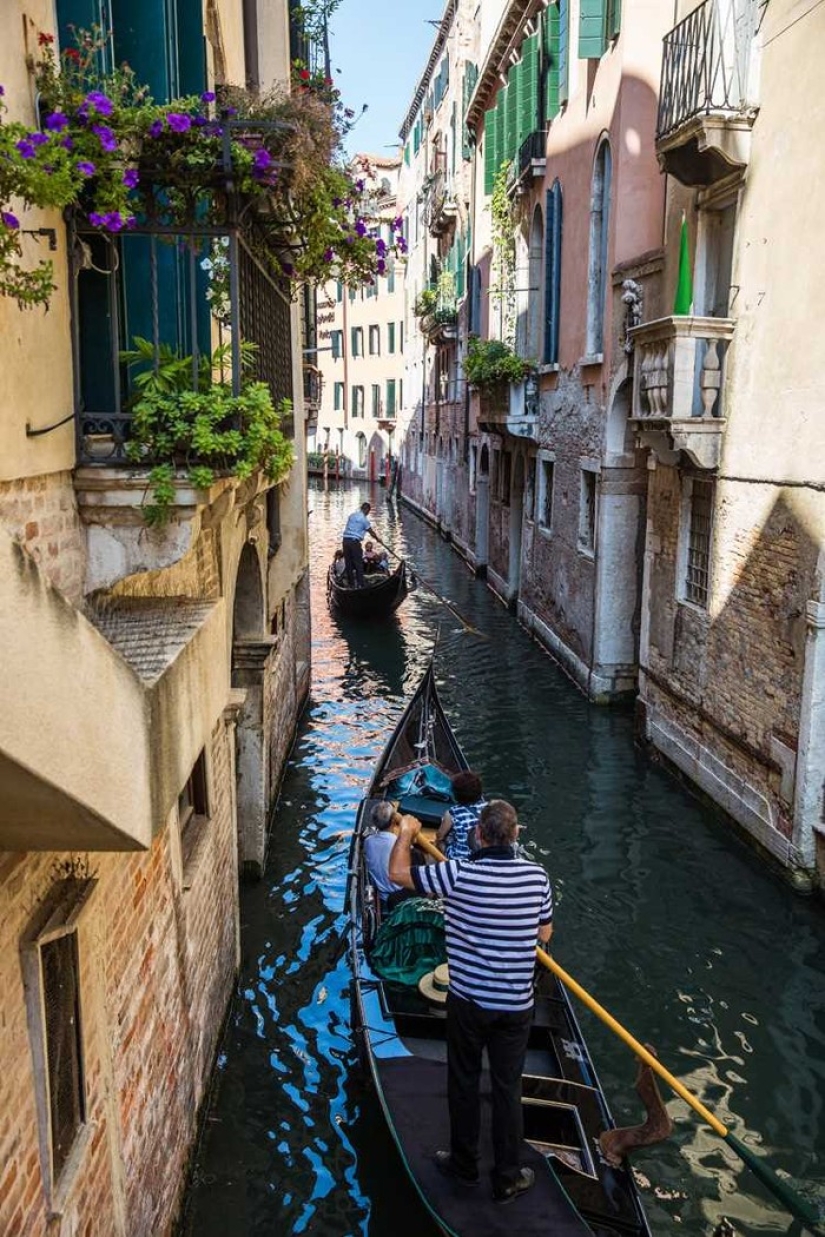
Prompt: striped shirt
<box><xmin>412</xmin><ymin>848</ymin><xmax>553</xmax><ymax>1011</ymax></box>
<box><xmin>442</xmin><ymin>800</ymin><xmax>486</xmax><ymax>861</ymax></box>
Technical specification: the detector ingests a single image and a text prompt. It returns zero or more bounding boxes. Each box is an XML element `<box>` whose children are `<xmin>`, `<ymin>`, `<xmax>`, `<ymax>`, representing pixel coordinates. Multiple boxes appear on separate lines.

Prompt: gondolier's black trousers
<box><xmin>446</xmin><ymin>992</ymin><xmax>532</xmax><ymax>1190</ymax></box>
<box><xmin>343</xmin><ymin>537</ymin><xmax>365</xmax><ymax>588</ymax></box>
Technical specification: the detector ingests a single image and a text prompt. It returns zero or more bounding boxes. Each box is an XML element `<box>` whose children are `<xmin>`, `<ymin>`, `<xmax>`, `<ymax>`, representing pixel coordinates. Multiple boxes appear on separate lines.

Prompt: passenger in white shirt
<box><xmin>342</xmin><ymin>501</ymin><xmax>375</xmax><ymax>587</ymax></box>
<box><xmin>364</xmin><ymin>801</ymin><xmax>413</xmax><ymax>911</ymax></box>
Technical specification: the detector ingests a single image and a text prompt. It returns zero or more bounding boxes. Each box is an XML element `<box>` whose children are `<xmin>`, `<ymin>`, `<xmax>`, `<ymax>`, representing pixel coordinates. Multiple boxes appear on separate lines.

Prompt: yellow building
<box><xmin>0</xmin><ymin>0</ymin><xmax>311</xmax><ymax>1230</ymax></box>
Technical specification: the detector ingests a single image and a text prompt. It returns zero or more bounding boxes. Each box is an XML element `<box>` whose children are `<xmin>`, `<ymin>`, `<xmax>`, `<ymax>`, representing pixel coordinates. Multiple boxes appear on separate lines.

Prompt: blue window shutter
<box><xmin>559</xmin><ymin>0</ymin><xmax>570</xmax><ymax>103</ymax></box>
<box><xmin>544</xmin><ymin>4</ymin><xmax>561</xmax><ymax>120</ymax></box>
<box><xmin>579</xmin><ymin>0</ymin><xmax>607</xmax><ymax>59</ymax></box>
<box><xmin>543</xmin><ymin>181</ymin><xmax>563</xmax><ymax>365</ymax></box>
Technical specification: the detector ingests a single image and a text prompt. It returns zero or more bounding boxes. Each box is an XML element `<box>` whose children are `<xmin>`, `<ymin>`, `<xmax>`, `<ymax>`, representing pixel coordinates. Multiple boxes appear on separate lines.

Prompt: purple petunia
<box><xmin>166</xmin><ymin>113</ymin><xmax>192</xmax><ymax>133</ymax></box>
<box><xmin>1</xmin><ymin>211</ymin><xmax>20</xmax><ymax>229</ymax></box>
<box><xmin>377</xmin><ymin>258</ymin><xmax>387</xmax><ymax>275</ymax></box>
<box><xmin>92</xmin><ymin>124</ymin><xmax>118</xmax><ymax>152</ymax></box>
<box><xmin>77</xmin><ymin>160</ymin><xmax>96</xmax><ymax>177</ymax></box>
<box><xmin>60</xmin><ymin>135</ymin><xmax>74</xmax><ymax>151</ymax></box>
<box><xmin>88</xmin><ymin>211</ymin><xmax>106</xmax><ymax>227</ymax></box>
<box><xmin>392</xmin><ymin>216</ymin><xmax>404</xmax><ymax>231</ymax></box>
<box><xmin>201</xmin><ymin>91</ymin><xmax>216</xmax><ymax>103</ymax></box>
<box><xmin>332</xmin><ymin>197</ymin><xmax>342</xmax><ymax>208</ymax></box>
<box><xmin>376</xmin><ymin>238</ymin><xmax>387</xmax><ymax>257</ymax></box>
<box><xmin>16</xmin><ymin>139</ymin><xmax>36</xmax><ymax>159</ymax></box>
<box><xmin>323</xmin><ymin>247</ymin><xmax>334</xmax><ymax>263</ymax></box>
<box><xmin>193</xmin><ymin>115</ymin><xmax>208</xmax><ymax>127</ymax></box>
<box><xmin>105</xmin><ymin>211</ymin><xmax>125</xmax><ymax>231</ymax></box>
<box><xmin>0</xmin><ymin>86</ymin><xmax>5</xmax><ymax>97</ymax></box>
<box><xmin>355</xmin><ymin>219</ymin><xmax>367</xmax><ymax>238</ymax></box>
<box><xmin>148</xmin><ymin>119</ymin><xmax>164</xmax><ymax>138</ymax></box>
<box><xmin>46</xmin><ymin>111</ymin><xmax>69</xmax><ymax>131</ymax></box>
<box><xmin>355</xmin><ymin>178</ymin><xmax>365</xmax><ymax>193</ymax></box>
<box><xmin>84</xmin><ymin>90</ymin><xmax>114</xmax><ymax>117</ymax></box>
<box><xmin>224</xmin><ymin>106</ymin><xmax>238</xmax><ymax>117</ymax></box>
<box><xmin>122</xmin><ymin>167</ymin><xmax>139</xmax><ymax>188</ymax></box>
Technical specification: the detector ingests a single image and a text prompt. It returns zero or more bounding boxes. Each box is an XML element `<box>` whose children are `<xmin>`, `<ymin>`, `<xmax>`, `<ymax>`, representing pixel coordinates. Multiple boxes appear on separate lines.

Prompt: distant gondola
<box><xmin>328</xmin><ymin>559</ymin><xmax>410</xmax><ymax>620</ymax></box>
<box><xmin>347</xmin><ymin>664</ymin><xmax>653</xmax><ymax>1237</ymax></box>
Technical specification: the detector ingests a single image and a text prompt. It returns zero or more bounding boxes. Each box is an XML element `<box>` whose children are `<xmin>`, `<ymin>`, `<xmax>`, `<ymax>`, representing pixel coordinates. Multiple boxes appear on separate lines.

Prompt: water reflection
<box><xmin>184</xmin><ymin>482</ymin><xmax>825</xmax><ymax>1237</ymax></box>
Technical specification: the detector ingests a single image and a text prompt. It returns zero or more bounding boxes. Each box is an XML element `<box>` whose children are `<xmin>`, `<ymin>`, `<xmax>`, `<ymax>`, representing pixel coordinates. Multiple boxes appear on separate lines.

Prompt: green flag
<box><xmin>673</xmin><ymin>213</ymin><xmax>693</xmax><ymax>315</ymax></box>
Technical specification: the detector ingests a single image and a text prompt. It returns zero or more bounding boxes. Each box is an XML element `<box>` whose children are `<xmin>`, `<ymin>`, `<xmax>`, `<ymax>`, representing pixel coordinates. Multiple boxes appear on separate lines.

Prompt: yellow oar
<box><xmin>411</xmin><ymin>830</ymin><xmax>821</xmax><ymax>1231</ymax></box>
<box><xmin>376</xmin><ymin>540</ymin><xmax>487</xmax><ymax>639</ymax></box>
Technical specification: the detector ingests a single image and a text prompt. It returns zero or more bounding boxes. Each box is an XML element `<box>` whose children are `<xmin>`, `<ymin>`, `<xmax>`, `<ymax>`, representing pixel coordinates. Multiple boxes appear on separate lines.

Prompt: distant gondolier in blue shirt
<box><xmin>342</xmin><ymin>501</ymin><xmax>375</xmax><ymax>588</ymax></box>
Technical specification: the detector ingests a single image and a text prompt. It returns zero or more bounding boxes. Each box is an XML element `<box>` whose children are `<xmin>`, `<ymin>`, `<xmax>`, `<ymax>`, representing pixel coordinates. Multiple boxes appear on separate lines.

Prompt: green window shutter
<box><xmin>483</xmin><ymin>105</ymin><xmax>498</xmax><ymax>194</ymax></box>
<box><xmin>608</xmin><ymin>0</ymin><xmax>621</xmax><ymax>37</ymax></box>
<box><xmin>544</xmin><ymin>4</ymin><xmax>561</xmax><ymax>120</ymax></box>
<box><xmin>404</xmin><ymin>141</ymin><xmax>410</xmax><ymax>166</ymax></box>
<box><xmin>462</xmin><ymin>63</ymin><xmax>478</xmax><ymax>159</ymax></box>
<box><xmin>518</xmin><ymin>33</ymin><xmax>540</xmax><ymax>148</ymax></box>
<box><xmin>579</xmin><ymin>0</ymin><xmax>607</xmax><ymax>59</ymax></box>
<box><xmin>559</xmin><ymin>0</ymin><xmax>570</xmax><ymax>103</ymax></box>
<box><xmin>505</xmin><ymin>69</ymin><xmax>519</xmax><ymax>162</ymax></box>
<box><xmin>495</xmin><ymin>87</ymin><xmax>508</xmax><ymax>176</ymax></box>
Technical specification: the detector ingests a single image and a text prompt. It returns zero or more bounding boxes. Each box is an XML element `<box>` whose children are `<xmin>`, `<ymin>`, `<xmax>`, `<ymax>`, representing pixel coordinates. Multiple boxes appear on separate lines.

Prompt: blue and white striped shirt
<box><xmin>442</xmin><ymin>800</ymin><xmax>486</xmax><ymax>860</ymax></box>
<box><xmin>412</xmin><ymin>848</ymin><xmax>553</xmax><ymax>1011</ymax></box>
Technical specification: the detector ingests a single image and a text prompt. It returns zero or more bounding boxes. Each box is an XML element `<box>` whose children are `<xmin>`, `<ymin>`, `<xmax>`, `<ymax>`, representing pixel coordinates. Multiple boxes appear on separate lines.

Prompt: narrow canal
<box><xmin>183</xmin><ymin>483</ymin><xmax>825</xmax><ymax>1237</ymax></box>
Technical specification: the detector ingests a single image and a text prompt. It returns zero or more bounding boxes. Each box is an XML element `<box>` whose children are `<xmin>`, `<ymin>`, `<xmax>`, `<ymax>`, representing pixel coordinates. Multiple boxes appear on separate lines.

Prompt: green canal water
<box><xmin>182</xmin><ymin>483</ymin><xmax>825</xmax><ymax>1236</ymax></box>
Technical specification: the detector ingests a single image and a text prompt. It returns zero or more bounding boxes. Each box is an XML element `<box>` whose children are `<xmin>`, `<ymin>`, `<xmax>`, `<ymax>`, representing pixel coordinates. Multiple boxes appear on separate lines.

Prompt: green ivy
<box><xmin>464</xmin><ymin>335</ymin><xmax>533</xmax><ymax>390</ymax></box>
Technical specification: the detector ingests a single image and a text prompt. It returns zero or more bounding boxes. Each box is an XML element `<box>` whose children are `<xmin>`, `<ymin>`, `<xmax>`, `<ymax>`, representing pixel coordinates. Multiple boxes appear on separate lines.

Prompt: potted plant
<box><xmin>463</xmin><ymin>336</ymin><xmax>534</xmax><ymax>414</ymax></box>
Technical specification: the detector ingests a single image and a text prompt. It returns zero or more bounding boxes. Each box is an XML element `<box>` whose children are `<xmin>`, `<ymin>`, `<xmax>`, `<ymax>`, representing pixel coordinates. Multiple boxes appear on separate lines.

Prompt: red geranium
<box><xmin>38</xmin><ymin>32</ymin><xmax>55</xmax><ymax>46</ymax></box>
<box><xmin>299</xmin><ymin>69</ymin><xmax>311</xmax><ymax>81</ymax></box>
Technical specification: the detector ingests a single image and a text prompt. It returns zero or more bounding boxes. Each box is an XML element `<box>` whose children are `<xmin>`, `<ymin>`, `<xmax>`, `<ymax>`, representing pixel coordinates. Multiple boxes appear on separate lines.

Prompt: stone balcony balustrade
<box><xmin>628</xmin><ymin>315</ymin><xmax>735</xmax><ymax>469</ymax></box>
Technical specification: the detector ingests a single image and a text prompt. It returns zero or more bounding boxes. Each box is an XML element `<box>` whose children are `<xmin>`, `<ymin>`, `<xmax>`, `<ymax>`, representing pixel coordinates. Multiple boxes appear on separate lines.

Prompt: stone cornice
<box><xmin>466</xmin><ymin>0</ymin><xmax>544</xmax><ymax>132</ymax></box>
<box><xmin>399</xmin><ymin>0</ymin><xmax>458</xmax><ymax>142</ymax></box>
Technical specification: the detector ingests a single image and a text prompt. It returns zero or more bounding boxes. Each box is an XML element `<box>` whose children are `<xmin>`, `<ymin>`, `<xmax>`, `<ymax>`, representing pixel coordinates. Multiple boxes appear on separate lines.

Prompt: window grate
<box><xmin>685</xmin><ymin>479</ymin><xmax>713</xmax><ymax>607</ymax></box>
<box><xmin>42</xmin><ymin>934</ymin><xmax>84</xmax><ymax>1181</ymax></box>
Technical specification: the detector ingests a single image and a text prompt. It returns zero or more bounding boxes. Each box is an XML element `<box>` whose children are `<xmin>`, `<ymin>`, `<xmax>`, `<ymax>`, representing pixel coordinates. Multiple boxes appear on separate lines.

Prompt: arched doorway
<box><xmin>231</xmin><ymin>542</ymin><xmax>271</xmax><ymax>879</ymax></box>
<box><xmin>474</xmin><ymin>442</ymin><xmax>490</xmax><ymax>575</ymax></box>
<box><xmin>509</xmin><ymin>450</ymin><xmax>526</xmax><ymax>604</ymax></box>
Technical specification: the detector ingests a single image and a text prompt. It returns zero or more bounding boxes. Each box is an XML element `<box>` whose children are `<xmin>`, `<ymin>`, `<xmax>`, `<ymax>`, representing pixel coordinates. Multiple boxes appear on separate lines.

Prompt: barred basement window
<box><xmin>539</xmin><ymin>457</ymin><xmax>555</xmax><ymax>531</ymax></box>
<box><xmin>685</xmin><ymin>478</ymin><xmax>713</xmax><ymax>608</ymax></box>
<box><xmin>579</xmin><ymin>468</ymin><xmax>597</xmax><ymax>552</ymax></box>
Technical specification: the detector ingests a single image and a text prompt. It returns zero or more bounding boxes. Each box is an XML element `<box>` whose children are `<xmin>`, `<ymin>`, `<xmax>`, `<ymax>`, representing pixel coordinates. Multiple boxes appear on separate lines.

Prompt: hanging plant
<box><xmin>489</xmin><ymin>161</ymin><xmax>517</xmax><ymax>347</ymax></box>
<box><xmin>464</xmin><ymin>335</ymin><xmax>533</xmax><ymax>391</ymax></box>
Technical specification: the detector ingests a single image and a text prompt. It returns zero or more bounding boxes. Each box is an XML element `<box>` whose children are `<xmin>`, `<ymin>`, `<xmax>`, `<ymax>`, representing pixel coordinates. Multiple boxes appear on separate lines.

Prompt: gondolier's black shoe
<box><xmin>493</xmin><ymin>1167</ymin><xmax>535</xmax><ymax>1204</ymax></box>
<box><xmin>433</xmin><ymin>1151</ymin><xmax>480</xmax><ymax>1186</ymax></box>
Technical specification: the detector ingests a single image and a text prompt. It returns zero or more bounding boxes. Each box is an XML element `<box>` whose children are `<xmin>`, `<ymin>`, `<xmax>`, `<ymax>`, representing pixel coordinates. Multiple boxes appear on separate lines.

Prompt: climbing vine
<box><xmin>489</xmin><ymin>161</ymin><xmax>517</xmax><ymax>347</ymax></box>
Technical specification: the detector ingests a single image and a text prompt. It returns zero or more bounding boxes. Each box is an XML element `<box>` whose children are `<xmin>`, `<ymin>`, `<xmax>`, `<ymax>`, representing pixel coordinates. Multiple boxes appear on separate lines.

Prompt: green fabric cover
<box><xmin>369</xmin><ymin>898</ymin><xmax>447</xmax><ymax>987</ymax></box>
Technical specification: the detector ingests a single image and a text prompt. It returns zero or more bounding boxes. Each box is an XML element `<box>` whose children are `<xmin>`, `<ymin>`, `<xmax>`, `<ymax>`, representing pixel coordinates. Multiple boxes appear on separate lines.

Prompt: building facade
<box><xmin>631</xmin><ymin>0</ymin><xmax>825</xmax><ymax>883</ymax></box>
<box><xmin>0</xmin><ymin>1</ymin><xmax>311</xmax><ymax>1233</ymax></box>
<box><xmin>313</xmin><ymin>157</ymin><xmax>406</xmax><ymax>480</ymax></box>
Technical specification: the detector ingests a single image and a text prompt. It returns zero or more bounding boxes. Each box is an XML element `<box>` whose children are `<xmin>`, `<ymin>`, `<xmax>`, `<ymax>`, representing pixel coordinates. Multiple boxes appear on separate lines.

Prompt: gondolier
<box><xmin>342</xmin><ymin>501</ymin><xmax>375</xmax><ymax>588</ymax></box>
<box><xmin>389</xmin><ymin>800</ymin><xmax>553</xmax><ymax>1204</ymax></box>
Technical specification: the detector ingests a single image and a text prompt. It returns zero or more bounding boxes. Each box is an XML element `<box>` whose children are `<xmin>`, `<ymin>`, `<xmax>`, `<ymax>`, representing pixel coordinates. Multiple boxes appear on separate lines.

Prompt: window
<box><xmin>266</xmin><ymin>486</ymin><xmax>281</xmax><ymax>557</ymax></box>
<box><xmin>585</xmin><ymin>141</ymin><xmax>612</xmax><ymax>358</ymax></box>
<box><xmin>386</xmin><ymin>380</ymin><xmax>397</xmax><ymax>417</ymax></box>
<box><xmin>336</xmin><ymin>280</ymin><xmax>343</xmax><ymax>303</ymax></box>
<box><xmin>371</xmin><ymin>384</ymin><xmax>381</xmax><ymax>416</ymax></box>
<box><xmin>399</xmin><ymin>379</ymin><xmax>403</xmax><ymax>409</ymax></box>
<box><xmin>387</xmin><ymin>322</ymin><xmax>396</xmax><ymax>354</ymax></box>
<box><xmin>387</xmin><ymin>266</ymin><xmax>396</xmax><ymax>293</ymax></box>
<box><xmin>21</xmin><ymin>877</ymin><xmax>95</xmax><ymax>1205</ymax></box>
<box><xmin>351</xmin><ymin>327</ymin><xmax>363</xmax><ymax>357</ymax></box>
<box><xmin>539</xmin><ymin>456</ymin><xmax>555</xmax><ymax>530</ymax></box>
<box><xmin>351</xmin><ymin>385</ymin><xmax>364</xmax><ymax>417</ymax></box>
<box><xmin>356</xmin><ymin>431</ymin><xmax>367</xmax><ymax>468</ymax></box>
<box><xmin>579</xmin><ymin>468</ymin><xmax>598</xmax><ymax>552</ymax></box>
<box><xmin>500</xmin><ymin>451</ymin><xmax>512</xmax><ymax>506</ymax></box>
<box><xmin>579</xmin><ymin>0</ymin><xmax>620</xmax><ymax>59</ymax></box>
<box><xmin>366</xmin><ymin>280</ymin><xmax>377</xmax><ymax>299</ymax></box>
<box><xmin>369</xmin><ymin>325</ymin><xmax>380</xmax><ymax>355</ymax></box>
<box><xmin>331</xmin><ymin>330</ymin><xmax>343</xmax><ymax>360</ymax></box>
<box><xmin>178</xmin><ymin>749</ymin><xmax>210</xmax><ymax>882</ymax></box>
<box><xmin>544</xmin><ymin>180</ymin><xmax>563</xmax><ymax>364</ymax></box>
<box><xmin>683</xmin><ymin>477</ymin><xmax>714</xmax><ymax>608</ymax></box>
<box><xmin>526</xmin><ymin>456</ymin><xmax>537</xmax><ymax>521</ymax></box>
<box><xmin>348</xmin><ymin>285</ymin><xmax>357</xmax><ymax>302</ymax></box>
<box><xmin>400</xmin><ymin>321</ymin><xmax>404</xmax><ymax>352</ymax></box>
<box><xmin>333</xmin><ymin>381</ymin><xmax>344</xmax><ymax>410</ymax></box>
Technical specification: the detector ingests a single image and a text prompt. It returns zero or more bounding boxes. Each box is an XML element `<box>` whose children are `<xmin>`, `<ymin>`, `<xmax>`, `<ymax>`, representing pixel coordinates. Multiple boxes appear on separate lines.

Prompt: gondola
<box><xmin>328</xmin><ymin>558</ymin><xmax>410</xmax><ymax>619</ymax></box>
<box><xmin>347</xmin><ymin>664</ymin><xmax>653</xmax><ymax>1237</ymax></box>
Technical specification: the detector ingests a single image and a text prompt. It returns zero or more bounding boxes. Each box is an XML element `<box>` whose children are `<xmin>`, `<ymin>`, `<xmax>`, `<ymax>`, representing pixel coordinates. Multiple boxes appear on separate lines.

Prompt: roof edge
<box><xmin>398</xmin><ymin>0</ymin><xmax>458</xmax><ymax>143</ymax></box>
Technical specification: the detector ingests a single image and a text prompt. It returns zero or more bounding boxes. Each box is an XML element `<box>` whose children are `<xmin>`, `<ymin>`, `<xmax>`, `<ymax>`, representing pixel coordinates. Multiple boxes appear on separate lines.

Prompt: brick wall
<box><xmin>0</xmin><ymin>719</ymin><xmax>238</xmax><ymax>1236</ymax></box>
<box><xmin>0</xmin><ymin>472</ymin><xmax>86</xmax><ymax>605</ymax></box>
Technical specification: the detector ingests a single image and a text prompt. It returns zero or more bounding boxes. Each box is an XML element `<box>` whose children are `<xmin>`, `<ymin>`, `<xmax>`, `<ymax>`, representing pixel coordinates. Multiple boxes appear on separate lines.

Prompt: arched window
<box><xmin>586</xmin><ymin>141</ymin><xmax>612</xmax><ymax>358</ymax></box>
<box><xmin>356</xmin><ymin>432</ymin><xmax>367</xmax><ymax>468</ymax></box>
<box><xmin>526</xmin><ymin>205</ymin><xmax>544</xmax><ymax>360</ymax></box>
<box><xmin>544</xmin><ymin>180</ymin><xmax>563</xmax><ymax>365</ymax></box>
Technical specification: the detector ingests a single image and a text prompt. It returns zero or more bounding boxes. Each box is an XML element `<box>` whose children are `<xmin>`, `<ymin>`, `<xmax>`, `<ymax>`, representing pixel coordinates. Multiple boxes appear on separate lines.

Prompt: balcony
<box><xmin>656</xmin><ymin>0</ymin><xmax>759</xmax><ymax>185</ymax></box>
<box><xmin>476</xmin><ymin>374</ymin><xmax>540</xmax><ymax>440</ymax></box>
<box><xmin>423</xmin><ymin>170</ymin><xmax>459</xmax><ymax>237</ymax></box>
<box><xmin>628</xmin><ymin>315</ymin><xmax>735</xmax><ymax>469</ymax></box>
<box><xmin>509</xmin><ymin>131</ymin><xmax>547</xmax><ymax>196</ymax></box>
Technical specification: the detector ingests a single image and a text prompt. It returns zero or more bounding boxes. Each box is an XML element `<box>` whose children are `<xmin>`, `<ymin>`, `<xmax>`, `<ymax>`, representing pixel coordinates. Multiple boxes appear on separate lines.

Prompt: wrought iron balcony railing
<box><xmin>516</xmin><ymin>131</ymin><xmax>547</xmax><ymax>183</ymax></box>
<box><xmin>627</xmin><ymin>315</ymin><xmax>735</xmax><ymax>469</ymax></box>
<box><xmin>657</xmin><ymin>0</ymin><xmax>759</xmax><ymax>140</ymax></box>
<box><xmin>71</xmin><ymin>219</ymin><xmax>295</xmax><ymax>467</ymax></box>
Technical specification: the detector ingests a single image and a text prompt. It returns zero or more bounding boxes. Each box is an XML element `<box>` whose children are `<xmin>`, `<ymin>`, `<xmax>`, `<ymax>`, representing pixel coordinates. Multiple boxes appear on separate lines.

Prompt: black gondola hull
<box><xmin>328</xmin><ymin>560</ymin><xmax>409</xmax><ymax>619</ymax></box>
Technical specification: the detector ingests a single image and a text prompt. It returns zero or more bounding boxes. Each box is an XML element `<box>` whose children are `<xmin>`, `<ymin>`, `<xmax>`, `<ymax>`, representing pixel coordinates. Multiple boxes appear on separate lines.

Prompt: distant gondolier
<box><xmin>389</xmin><ymin>800</ymin><xmax>553</xmax><ymax>1204</ymax></box>
<box><xmin>342</xmin><ymin>501</ymin><xmax>375</xmax><ymax>588</ymax></box>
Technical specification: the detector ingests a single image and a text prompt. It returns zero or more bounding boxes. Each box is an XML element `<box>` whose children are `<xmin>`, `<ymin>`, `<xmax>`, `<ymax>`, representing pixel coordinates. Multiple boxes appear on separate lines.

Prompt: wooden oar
<box><xmin>411</xmin><ymin>830</ymin><xmax>822</xmax><ymax>1231</ymax></box>
<box><xmin>375</xmin><ymin>539</ymin><xmax>487</xmax><ymax>638</ymax></box>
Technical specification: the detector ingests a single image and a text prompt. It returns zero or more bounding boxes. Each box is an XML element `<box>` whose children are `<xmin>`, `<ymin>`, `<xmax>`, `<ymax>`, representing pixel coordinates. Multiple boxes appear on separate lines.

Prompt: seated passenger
<box><xmin>436</xmin><ymin>770</ymin><xmax>487</xmax><ymax>860</ymax></box>
<box><xmin>332</xmin><ymin>548</ymin><xmax>347</xmax><ymax>581</ymax></box>
<box><xmin>364</xmin><ymin>801</ymin><xmax>415</xmax><ymax>910</ymax></box>
<box><xmin>363</xmin><ymin>540</ymin><xmax>390</xmax><ymax>574</ymax></box>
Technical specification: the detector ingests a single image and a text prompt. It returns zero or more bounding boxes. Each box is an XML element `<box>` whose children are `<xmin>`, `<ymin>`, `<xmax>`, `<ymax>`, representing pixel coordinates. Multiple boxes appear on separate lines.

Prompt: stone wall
<box><xmin>0</xmin><ymin>472</ymin><xmax>86</xmax><ymax>605</ymax></box>
<box><xmin>0</xmin><ymin>717</ymin><xmax>237</xmax><ymax>1236</ymax></box>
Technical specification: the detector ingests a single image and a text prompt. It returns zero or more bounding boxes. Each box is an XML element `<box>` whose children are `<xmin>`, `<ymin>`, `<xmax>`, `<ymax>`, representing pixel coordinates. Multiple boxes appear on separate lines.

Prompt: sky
<box><xmin>329</xmin><ymin>0</ymin><xmax>443</xmax><ymax>160</ymax></box>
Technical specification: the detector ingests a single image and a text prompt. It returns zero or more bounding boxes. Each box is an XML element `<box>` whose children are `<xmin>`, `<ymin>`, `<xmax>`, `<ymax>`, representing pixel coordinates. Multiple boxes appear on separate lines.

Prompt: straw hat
<box><xmin>418</xmin><ymin>963</ymin><xmax>450</xmax><ymax>1005</ymax></box>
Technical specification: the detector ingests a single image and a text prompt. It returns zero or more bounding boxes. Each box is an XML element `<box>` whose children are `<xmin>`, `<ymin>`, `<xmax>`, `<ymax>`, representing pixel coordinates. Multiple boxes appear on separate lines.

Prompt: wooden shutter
<box><xmin>559</xmin><ymin>0</ymin><xmax>570</xmax><ymax>103</ymax></box>
<box><xmin>483</xmin><ymin>105</ymin><xmax>498</xmax><ymax>194</ymax></box>
<box><xmin>495</xmin><ymin>87</ymin><xmax>508</xmax><ymax>176</ymax></box>
<box><xmin>518</xmin><ymin>34</ymin><xmax>540</xmax><ymax>149</ymax></box>
<box><xmin>462</xmin><ymin>63</ymin><xmax>478</xmax><ymax>159</ymax></box>
<box><xmin>544</xmin><ymin>4</ymin><xmax>561</xmax><ymax>120</ymax></box>
<box><xmin>505</xmin><ymin>69</ymin><xmax>519</xmax><ymax>163</ymax></box>
<box><xmin>579</xmin><ymin>0</ymin><xmax>607</xmax><ymax>59</ymax></box>
<box><xmin>608</xmin><ymin>0</ymin><xmax>621</xmax><ymax>37</ymax></box>
<box><xmin>543</xmin><ymin>181</ymin><xmax>563</xmax><ymax>365</ymax></box>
